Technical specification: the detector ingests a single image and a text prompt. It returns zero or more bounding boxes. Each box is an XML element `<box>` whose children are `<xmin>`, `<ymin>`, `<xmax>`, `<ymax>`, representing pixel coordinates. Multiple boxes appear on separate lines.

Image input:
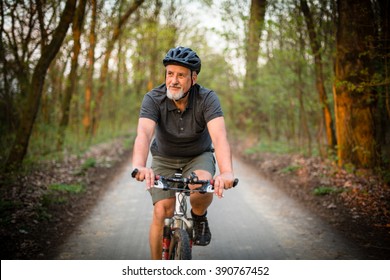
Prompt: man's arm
<box><xmin>132</xmin><ymin>117</ymin><xmax>156</xmax><ymax>188</ymax></box>
<box><xmin>207</xmin><ymin>116</ymin><xmax>235</xmax><ymax>197</ymax></box>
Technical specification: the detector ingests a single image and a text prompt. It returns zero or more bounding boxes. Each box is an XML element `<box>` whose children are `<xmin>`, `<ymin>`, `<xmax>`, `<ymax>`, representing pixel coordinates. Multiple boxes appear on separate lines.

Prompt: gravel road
<box><xmin>55</xmin><ymin>156</ymin><xmax>365</xmax><ymax>260</ymax></box>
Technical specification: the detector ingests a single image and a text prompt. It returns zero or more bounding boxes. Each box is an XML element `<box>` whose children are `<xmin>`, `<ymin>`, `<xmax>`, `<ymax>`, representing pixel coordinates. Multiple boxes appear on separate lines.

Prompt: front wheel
<box><xmin>169</xmin><ymin>228</ymin><xmax>192</xmax><ymax>260</ymax></box>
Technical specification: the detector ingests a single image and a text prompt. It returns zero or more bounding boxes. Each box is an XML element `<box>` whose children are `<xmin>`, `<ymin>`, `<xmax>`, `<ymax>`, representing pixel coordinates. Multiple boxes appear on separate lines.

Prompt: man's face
<box><xmin>165</xmin><ymin>64</ymin><xmax>196</xmax><ymax>101</ymax></box>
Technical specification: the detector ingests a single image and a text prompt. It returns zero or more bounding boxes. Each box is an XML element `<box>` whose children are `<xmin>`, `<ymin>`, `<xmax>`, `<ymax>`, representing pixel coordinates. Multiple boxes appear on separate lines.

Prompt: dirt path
<box><xmin>55</xmin><ymin>156</ymin><xmax>365</xmax><ymax>260</ymax></box>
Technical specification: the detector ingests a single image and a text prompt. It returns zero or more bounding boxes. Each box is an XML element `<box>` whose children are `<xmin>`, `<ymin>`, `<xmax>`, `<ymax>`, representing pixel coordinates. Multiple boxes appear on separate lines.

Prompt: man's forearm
<box><xmin>214</xmin><ymin>139</ymin><xmax>233</xmax><ymax>174</ymax></box>
<box><xmin>132</xmin><ymin>136</ymin><xmax>150</xmax><ymax>168</ymax></box>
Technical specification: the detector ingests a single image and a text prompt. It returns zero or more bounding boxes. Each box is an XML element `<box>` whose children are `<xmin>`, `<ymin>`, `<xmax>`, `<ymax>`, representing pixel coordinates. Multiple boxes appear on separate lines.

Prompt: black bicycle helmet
<box><xmin>163</xmin><ymin>46</ymin><xmax>201</xmax><ymax>74</ymax></box>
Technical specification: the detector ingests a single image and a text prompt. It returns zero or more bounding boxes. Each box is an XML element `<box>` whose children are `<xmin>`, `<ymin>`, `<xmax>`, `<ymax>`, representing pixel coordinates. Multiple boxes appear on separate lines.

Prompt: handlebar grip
<box><xmin>132</xmin><ymin>168</ymin><xmax>160</xmax><ymax>181</ymax></box>
<box><xmin>131</xmin><ymin>168</ymin><xmax>139</xmax><ymax>178</ymax></box>
<box><xmin>209</xmin><ymin>178</ymin><xmax>239</xmax><ymax>187</ymax></box>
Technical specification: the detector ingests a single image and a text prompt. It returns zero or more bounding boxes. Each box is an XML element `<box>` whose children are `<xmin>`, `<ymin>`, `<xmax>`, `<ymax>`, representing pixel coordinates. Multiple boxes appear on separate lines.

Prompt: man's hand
<box><xmin>132</xmin><ymin>167</ymin><xmax>155</xmax><ymax>189</ymax></box>
<box><xmin>213</xmin><ymin>172</ymin><xmax>235</xmax><ymax>198</ymax></box>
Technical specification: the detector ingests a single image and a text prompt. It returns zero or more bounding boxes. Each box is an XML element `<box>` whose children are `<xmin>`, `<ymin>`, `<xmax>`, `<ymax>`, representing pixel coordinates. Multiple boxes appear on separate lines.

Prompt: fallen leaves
<box><xmin>242</xmin><ymin>151</ymin><xmax>390</xmax><ymax>258</ymax></box>
<box><xmin>0</xmin><ymin>138</ymin><xmax>129</xmax><ymax>259</ymax></box>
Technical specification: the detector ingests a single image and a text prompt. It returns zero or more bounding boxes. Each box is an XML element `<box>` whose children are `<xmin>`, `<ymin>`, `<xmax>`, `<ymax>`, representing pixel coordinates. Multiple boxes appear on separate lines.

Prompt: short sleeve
<box><xmin>203</xmin><ymin>90</ymin><xmax>224</xmax><ymax>123</ymax></box>
<box><xmin>139</xmin><ymin>93</ymin><xmax>160</xmax><ymax>123</ymax></box>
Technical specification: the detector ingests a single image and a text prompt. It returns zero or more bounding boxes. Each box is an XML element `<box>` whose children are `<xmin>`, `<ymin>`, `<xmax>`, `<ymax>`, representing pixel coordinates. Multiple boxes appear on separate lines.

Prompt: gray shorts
<box><xmin>149</xmin><ymin>152</ymin><xmax>216</xmax><ymax>205</ymax></box>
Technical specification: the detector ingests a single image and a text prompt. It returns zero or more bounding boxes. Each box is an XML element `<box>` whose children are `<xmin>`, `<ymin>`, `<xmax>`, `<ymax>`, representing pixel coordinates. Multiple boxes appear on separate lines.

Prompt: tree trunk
<box><xmin>296</xmin><ymin>28</ymin><xmax>312</xmax><ymax>156</ymax></box>
<box><xmin>243</xmin><ymin>0</ymin><xmax>267</xmax><ymax>131</ymax></box>
<box><xmin>297</xmin><ymin>74</ymin><xmax>312</xmax><ymax>156</ymax></box>
<box><xmin>91</xmin><ymin>0</ymin><xmax>145</xmax><ymax>135</ymax></box>
<box><xmin>244</xmin><ymin>0</ymin><xmax>267</xmax><ymax>91</ymax></box>
<box><xmin>57</xmin><ymin>0</ymin><xmax>87</xmax><ymax>150</ymax></box>
<box><xmin>6</xmin><ymin>0</ymin><xmax>77</xmax><ymax>170</ymax></box>
<box><xmin>82</xmin><ymin>0</ymin><xmax>97</xmax><ymax>136</ymax></box>
<box><xmin>148</xmin><ymin>0</ymin><xmax>162</xmax><ymax>91</ymax></box>
<box><xmin>300</xmin><ymin>0</ymin><xmax>336</xmax><ymax>152</ymax></box>
<box><xmin>238</xmin><ymin>0</ymin><xmax>267</xmax><ymax>133</ymax></box>
<box><xmin>333</xmin><ymin>0</ymin><xmax>377</xmax><ymax>168</ymax></box>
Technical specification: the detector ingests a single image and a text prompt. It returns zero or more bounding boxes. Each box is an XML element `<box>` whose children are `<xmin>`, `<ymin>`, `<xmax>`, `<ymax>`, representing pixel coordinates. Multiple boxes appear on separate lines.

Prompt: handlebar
<box><xmin>131</xmin><ymin>168</ymin><xmax>238</xmax><ymax>193</ymax></box>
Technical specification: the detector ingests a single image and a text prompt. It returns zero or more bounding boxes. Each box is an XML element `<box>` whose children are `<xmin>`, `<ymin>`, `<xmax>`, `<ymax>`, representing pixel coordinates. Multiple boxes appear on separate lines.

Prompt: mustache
<box><xmin>169</xmin><ymin>83</ymin><xmax>181</xmax><ymax>88</ymax></box>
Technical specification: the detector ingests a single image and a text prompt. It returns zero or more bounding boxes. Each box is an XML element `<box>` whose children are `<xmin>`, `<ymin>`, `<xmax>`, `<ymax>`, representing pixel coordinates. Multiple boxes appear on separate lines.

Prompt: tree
<box><xmin>57</xmin><ymin>0</ymin><xmax>87</xmax><ymax>150</ymax></box>
<box><xmin>82</xmin><ymin>0</ymin><xmax>98</xmax><ymax>135</ymax></box>
<box><xmin>91</xmin><ymin>0</ymin><xmax>145</xmax><ymax>135</ymax></box>
<box><xmin>243</xmin><ymin>0</ymin><xmax>267</xmax><ymax>127</ymax></box>
<box><xmin>299</xmin><ymin>0</ymin><xmax>336</xmax><ymax>152</ymax></box>
<box><xmin>333</xmin><ymin>0</ymin><xmax>377</xmax><ymax>168</ymax></box>
<box><xmin>5</xmin><ymin>0</ymin><xmax>77</xmax><ymax>169</ymax></box>
<box><xmin>245</xmin><ymin>0</ymin><xmax>267</xmax><ymax>89</ymax></box>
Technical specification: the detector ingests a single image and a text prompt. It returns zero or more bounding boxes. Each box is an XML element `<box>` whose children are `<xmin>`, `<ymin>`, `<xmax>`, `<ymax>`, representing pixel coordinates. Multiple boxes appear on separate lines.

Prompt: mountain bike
<box><xmin>132</xmin><ymin>168</ymin><xmax>238</xmax><ymax>260</ymax></box>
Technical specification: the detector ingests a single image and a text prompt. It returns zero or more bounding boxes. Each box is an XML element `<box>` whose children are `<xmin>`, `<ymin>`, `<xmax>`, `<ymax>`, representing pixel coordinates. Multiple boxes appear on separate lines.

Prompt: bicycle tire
<box><xmin>169</xmin><ymin>228</ymin><xmax>192</xmax><ymax>260</ymax></box>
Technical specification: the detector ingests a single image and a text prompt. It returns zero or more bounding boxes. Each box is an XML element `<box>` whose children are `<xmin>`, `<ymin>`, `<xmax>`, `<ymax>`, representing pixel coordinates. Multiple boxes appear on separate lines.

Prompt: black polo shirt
<box><xmin>139</xmin><ymin>83</ymin><xmax>223</xmax><ymax>158</ymax></box>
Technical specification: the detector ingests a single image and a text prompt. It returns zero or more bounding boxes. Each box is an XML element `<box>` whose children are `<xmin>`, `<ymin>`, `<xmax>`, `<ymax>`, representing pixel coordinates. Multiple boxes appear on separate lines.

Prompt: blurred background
<box><xmin>1</xmin><ymin>0</ymin><xmax>389</xmax><ymax>174</ymax></box>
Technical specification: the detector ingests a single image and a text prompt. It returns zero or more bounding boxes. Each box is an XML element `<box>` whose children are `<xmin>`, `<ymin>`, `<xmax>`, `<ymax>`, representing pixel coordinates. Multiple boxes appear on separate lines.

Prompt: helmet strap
<box><xmin>176</xmin><ymin>70</ymin><xmax>193</xmax><ymax>101</ymax></box>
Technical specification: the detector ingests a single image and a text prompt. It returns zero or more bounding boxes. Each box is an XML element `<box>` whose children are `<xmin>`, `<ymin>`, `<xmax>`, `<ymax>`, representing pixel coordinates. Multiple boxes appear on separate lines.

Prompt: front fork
<box><xmin>161</xmin><ymin>217</ymin><xmax>194</xmax><ymax>260</ymax></box>
<box><xmin>162</xmin><ymin>218</ymin><xmax>172</xmax><ymax>260</ymax></box>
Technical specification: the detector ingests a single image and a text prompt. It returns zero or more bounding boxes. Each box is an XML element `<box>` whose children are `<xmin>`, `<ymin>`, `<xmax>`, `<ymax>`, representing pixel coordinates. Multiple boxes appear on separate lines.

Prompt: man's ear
<box><xmin>192</xmin><ymin>72</ymin><xmax>198</xmax><ymax>84</ymax></box>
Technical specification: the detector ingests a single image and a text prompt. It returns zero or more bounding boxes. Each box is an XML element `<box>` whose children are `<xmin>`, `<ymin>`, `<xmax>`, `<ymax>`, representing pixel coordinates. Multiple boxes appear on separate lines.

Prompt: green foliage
<box><xmin>42</xmin><ymin>194</ymin><xmax>68</xmax><ymax>205</ymax></box>
<box><xmin>245</xmin><ymin>140</ymin><xmax>297</xmax><ymax>155</ymax></box>
<box><xmin>81</xmin><ymin>158</ymin><xmax>96</xmax><ymax>171</ymax></box>
<box><xmin>343</xmin><ymin>163</ymin><xmax>356</xmax><ymax>174</ymax></box>
<box><xmin>48</xmin><ymin>183</ymin><xmax>85</xmax><ymax>194</ymax></box>
<box><xmin>123</xmin><ymin>134</ymin><xmax>136</xmax><ymax>150</ymax></box>
<box><xmin>2</xmin><ymin>0</ymin><xmax>388</xmax><ymax>177</ymax></box>
<box><xmin>313</xmin><ymin>186</ymin><xmax>343</xmax><ymax>196</ymax></box>
<box><xmin>24</xmin><ymin>86</ymin><xmax>137</xmax><ymax>165</ymax></box>
<box><xmin>73</xmin><ymin>157</ymin><xmax>97</xmax><ymax>176</ymax></box>
<box><xmin>281</xmin><ymin>165</ymin><xmax>302</xmax><ymax>174</ymax></box>
<box><xmin>375</xmin><ymin>164</ymin><xmax>390</xmax><ymax>185</ymax></box>
<box><xmin>42</xmin><ymin>183</ymin><xmax>85</xmax><ymax>207</ymax></box>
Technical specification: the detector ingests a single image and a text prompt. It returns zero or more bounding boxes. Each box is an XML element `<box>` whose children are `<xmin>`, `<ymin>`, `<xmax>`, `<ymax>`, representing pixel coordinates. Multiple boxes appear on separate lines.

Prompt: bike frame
<box><xmin>132</xmin><ymin>169</ymin><xmax>238</xmax><ymax>260</ymax></box>
<box><xmin>160</xmin><ymin>172</ymin><xmax>206</xmax><ymax>260</ymax></box>
<box><xmin>162</xmin><ymin>190</ymin><xmax>193</xmax><ymax>260</ymax></box>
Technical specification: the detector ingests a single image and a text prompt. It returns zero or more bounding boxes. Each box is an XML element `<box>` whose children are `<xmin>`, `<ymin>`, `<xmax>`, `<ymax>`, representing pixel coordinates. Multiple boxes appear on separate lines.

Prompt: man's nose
<box><xmin>171</xmin><ymin>75</ymin><xmax>179</xmax><ymax>83</ymax></box>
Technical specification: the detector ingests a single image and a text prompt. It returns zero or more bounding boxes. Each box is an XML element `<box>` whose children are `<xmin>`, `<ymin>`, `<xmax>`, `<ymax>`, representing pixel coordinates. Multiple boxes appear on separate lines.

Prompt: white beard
<box><xmin>167</xmin><ymin>88</ymin><xmax>185</xmax><ymax>101</ymax></box>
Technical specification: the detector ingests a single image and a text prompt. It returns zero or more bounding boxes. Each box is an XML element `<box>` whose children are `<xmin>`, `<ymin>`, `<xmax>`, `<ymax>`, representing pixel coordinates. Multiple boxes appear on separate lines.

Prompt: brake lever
<box><xmin>131</xmin><ymin>168</ymin><xmax>139</xmax><ymax>178</ymax></box>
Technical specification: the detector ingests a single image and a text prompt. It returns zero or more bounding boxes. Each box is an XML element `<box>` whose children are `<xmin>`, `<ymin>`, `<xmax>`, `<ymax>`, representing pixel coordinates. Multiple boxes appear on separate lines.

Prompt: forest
<box><xmin>1</xmin><ymin>0</ymin><xmax>390</xmax><ymax>261</ymax></box>
<box><xmin>0</xmin><ymin>0</ymin><xmax>389</xmax><ymax>177</ymax></box>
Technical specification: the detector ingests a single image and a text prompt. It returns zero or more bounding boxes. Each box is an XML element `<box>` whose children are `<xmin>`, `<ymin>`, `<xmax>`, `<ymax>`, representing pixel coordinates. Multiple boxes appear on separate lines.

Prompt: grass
<box><xmin>73</xmin><ymin>157</ymin><xmax>98</xmax><ymax>176</ymax></box>
<box><xmin>313</xmin><ymin>186</ymin><xmax>343</xmax><ymax>196</ymax></box>
<box><xmin>42</xmin><ymin>183</ymin><xmax>85</xmax><ymax>208</ymax></box>
<box><xmin>23</xmin><ymin>119</ymin><xmax>136</xmax><ymax>166</ymax></box>
<box><xmin>245</xmin><ymin>140</ymin><xmax>296</xmax><ymax>155</ymax></box>
<box><xmin>280</xmin><ymin>165</ymin><xmax>301</xmax><ymax>174</ymax></box>
<box><xmin>48</xmin><ymin>183</ymin><xmax>85</xmax><ymax>194</ymax></box>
